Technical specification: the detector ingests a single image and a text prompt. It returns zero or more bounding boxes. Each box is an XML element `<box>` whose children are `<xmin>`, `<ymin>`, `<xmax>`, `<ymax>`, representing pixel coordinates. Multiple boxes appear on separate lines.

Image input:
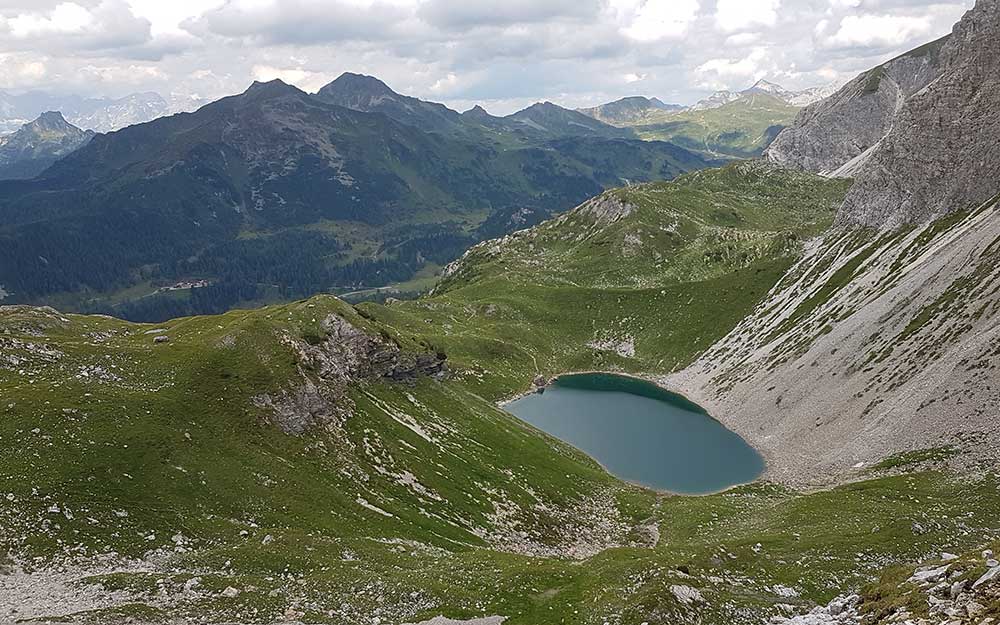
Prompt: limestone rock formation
<box><xmin>764</xmin><ymin>38</ymin><xmax>946</xmax><ymax>176</ymax></box>
<box><xmin>768</xmin><ymin>0</ymin><xmax>999</xmax><ymax>229</ymax></box>
<box><xmin>836</xmin><ymin>0</ymin><xmax>1000</xmax><ymax>228</ymax></box>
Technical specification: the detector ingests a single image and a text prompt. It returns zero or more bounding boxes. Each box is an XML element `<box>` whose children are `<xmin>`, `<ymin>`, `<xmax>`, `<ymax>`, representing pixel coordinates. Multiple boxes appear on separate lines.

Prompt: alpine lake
<box><xmin>505</xmin><ymin>373</ymin><xmax>765</xmax><ymax>495</ymax></box>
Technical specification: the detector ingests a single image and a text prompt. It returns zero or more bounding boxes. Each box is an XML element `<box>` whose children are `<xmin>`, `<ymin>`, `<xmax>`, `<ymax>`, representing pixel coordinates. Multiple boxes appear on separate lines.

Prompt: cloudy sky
<box><xmin>0</xmin><ymin>0</ymin><xmax>974</xmax><ymax>114</ymax></box>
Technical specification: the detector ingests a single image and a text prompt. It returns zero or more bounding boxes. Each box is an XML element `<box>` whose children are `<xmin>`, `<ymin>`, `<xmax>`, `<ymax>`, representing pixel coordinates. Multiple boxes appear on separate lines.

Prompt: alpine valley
<box><xmin>0</xmin><ymin>75</ymin><xmax>712</xmax><ymax>322</ymax></box>
<box><xmin>3</xmin><ymin>2</ymin><xmax>1000</xmax><ymax>625</ymax></box>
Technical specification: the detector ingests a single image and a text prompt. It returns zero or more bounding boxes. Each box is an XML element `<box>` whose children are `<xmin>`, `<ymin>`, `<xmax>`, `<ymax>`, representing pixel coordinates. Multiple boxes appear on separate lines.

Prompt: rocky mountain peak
<box><xmin>463</xmin><ymin>104</ymin><xmax>492</xmax><ymax>118</ymax></box>
<box><xmin>748</xmin><ymin>79</ymin><xmax>786</xmax><ymax>94</ymax></box>
<box><xmin>242</xmin><ymin>79</ymin><xmax>303</xmax><ymax>101</ymax></box>
<box><xmin>0</xmin><ymin>112</ymin><xmax>93</xmax><ymax>179</ymax></box>
<box><xmin>835</xmin><ymin>0</ymin><xmax>1000</xmax><ymax>228</ymax></box>
<box><xmin>4</xmin><ymin>111</ymin><xmax>90</xmax><ymax>143</ymax></box>
<box><xmin>315</xmin><ymin>72</ymin><xmax>464</xmax><ymax>132</ymax></box>
<box><xmin>942</xmin><ymin>0</ymin><xmax>997</xmax><ymax>65</ymax></box>
<box><xmin>29</xmin><ymin>111</ymin><xmax>72</xmax><ymax>130</ymax></box>
<box><xmin>319</xmin><ymin>72</ymin><xmax>398</xmax><ymax>100</ymax></box>
<box><xmin>523</xmin><ymin>101</ymin><xmax>558</xmax><ymax>112</ymax></box>
<box><xmin>691</xmin><ymin>80</ymin><xmax>835</xmax><ymax>112</ymax></box>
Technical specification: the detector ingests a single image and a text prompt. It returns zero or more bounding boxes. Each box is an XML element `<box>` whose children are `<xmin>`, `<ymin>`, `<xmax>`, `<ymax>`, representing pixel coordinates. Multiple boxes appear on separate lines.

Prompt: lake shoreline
<box><xmin>501</xmin><ymin>370</ymin><xmax>766</xmax><ymax>497</ymax></box>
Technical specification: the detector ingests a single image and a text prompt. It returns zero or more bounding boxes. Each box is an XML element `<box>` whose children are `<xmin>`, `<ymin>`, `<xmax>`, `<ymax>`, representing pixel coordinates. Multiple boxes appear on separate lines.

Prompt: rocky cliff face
<box><xmin>767</xmin><ymin>0</ymin><xmax>1000</xmax><ymax>229</ymax></box>
<box><xmin>764</xmin><ymin>37</ymin><xmax>947</xmax><ymax>176</ymax></box>
<box><xmin>836</xmin><ymin>0</ymin><xmax>1000</xmax><ymax>228</ymax></box>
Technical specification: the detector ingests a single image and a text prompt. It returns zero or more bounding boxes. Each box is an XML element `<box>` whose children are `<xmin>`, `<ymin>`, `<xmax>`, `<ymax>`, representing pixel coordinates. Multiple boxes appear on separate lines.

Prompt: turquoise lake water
<box><xmin>505</xmin><ymin>373</ymin><xmax>764</xmax><ymax>494</ymax></box>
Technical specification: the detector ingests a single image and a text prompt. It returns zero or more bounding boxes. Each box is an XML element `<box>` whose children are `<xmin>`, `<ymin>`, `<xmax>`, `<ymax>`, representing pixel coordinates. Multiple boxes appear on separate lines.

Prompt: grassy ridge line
<box><xmin>362</xmin><ymin>163</ymin><xmax>851</xmax><ymax>400</ymax></box>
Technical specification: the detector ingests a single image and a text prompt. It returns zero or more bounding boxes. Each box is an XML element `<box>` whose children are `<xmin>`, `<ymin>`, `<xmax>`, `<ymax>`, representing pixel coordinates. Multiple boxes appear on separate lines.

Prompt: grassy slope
<box><xmin>592</xmin><ymin>94</ymin><xmax>800</xmax><ymax>159</ymax></box>
<box><xmin>4</xmin><ymin>164</ymin><xmax>1000</xmax><ymax>624</ymax></box>
<box><xmin>363</xmin><ymin>163</ymin><xmax>851</xmax><ymax>398</ymax></box>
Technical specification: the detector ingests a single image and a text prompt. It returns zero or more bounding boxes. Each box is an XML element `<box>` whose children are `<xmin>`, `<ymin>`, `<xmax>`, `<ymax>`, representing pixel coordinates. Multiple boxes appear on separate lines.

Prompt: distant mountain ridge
<box><xmin>575</xmin><ymin>79</ymin><xmax>838</xmax><ymax>122</ymax></box>
<box><xmin>0</xmin><ymin>112</ymin><xmax>94</xmax><ymax>180</ymax></box>
<box><xmin>505</xmin><ymin>101</ymin><xmax>632</xmax><ymax>138</ymax></box>
<box><xmin>0</xmin><ymin>89</ymin><xmax>204</xmax><ymax>134</ymax></box>
<box><xmin>319</xmin><ymin>72</ymin><xmax>635</xmax><ymax>142</ymax></box>
<box><xmin>571</xmin><ymin>79</ymin><xmax>838</xmax><ymax>159</ymax></box>
<box><xmin>0</xmin><ymin>76</ymin><xmax>710</xmax><ymax>321</ymax></box>
<box><xmin>577</xmin><ymin>88</ymin><xmax>803</xmax><ymax>159</ymax></box>
<box><xmin>577</xmin><ymin>96</ymin><xmax>684</xmax><ymax>125</ymax></box>
<box><xmin>690</xmin><ymin>79</ymin><xmax>839</xmax><ymax>111</ymax></box>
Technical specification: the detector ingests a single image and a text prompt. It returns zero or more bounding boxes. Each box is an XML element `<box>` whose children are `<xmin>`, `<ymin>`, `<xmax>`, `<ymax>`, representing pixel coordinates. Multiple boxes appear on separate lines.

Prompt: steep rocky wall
<box><xmin>764</xmin><ymin>39</ymin><xmax>946</xmax><ymax>175</ymax></box>
<box><xmin>837</xmin><ymin>0</ymin><xmax>1000</xmax><ymax>228</ymax></box>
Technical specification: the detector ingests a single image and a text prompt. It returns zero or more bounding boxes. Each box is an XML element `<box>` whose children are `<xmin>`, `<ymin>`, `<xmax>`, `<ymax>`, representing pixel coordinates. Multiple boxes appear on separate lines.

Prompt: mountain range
<box><xmin>577</xmin><ymin>79</ymin><xmax>839</xmax><ymax>126</ymax></box>
<box><xmin>0</xmin><ymin>77</ymin><xmax>831</xmax><ymax>181</ymax></box>
<box><xmin>0</xmin><ymin>89</ymin><xmax>203</xmax><ymax>134</ymax></box>
<box><xmin>694</xmin><ymin>78</ymin><xmax>841</xmax><ymax>110</ymax></box>
<box><xmin>0</xmin><ymin>75</ymin><xmax>710</xmax><ymax>321</ymax></box>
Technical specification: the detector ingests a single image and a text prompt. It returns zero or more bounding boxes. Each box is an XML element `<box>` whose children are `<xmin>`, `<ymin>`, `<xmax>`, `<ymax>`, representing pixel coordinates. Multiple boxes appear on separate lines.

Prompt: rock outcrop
<box><xmin>255</xmin><ymin>313</ymin><xmax>447</xmax><ymax>435</ymax></box>
<box><xmin>836</xmin><ymin>0</ymin><xmax>1000</xmax><ymax>228</ymax></box>
<box><xmin>764</xmin><ymin>38</ymin><xmax>947</xmax><ymax>176</ymax></box>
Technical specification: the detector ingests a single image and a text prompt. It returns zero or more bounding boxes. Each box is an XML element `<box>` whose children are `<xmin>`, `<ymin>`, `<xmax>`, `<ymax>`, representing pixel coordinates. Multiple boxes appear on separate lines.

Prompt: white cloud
<box><xmin>725</xmin><ymin>32</ymin><xmax>760</xmax><ymax>46</ymax></box>
<box><xmin>715</xmin><ymin>0</ymin><xmax>780</xmax><ymax>32</ymax></box>
<box><xmin>822</xmin><ymin>14</ymin><xmax>932</xmax><ymax>48</ymax></box>
<box><xmin>127</xmin><ymin>0</ymin><xmax>224</xmax><ymax>36</ymax></box>
<box><xmin>61</xmin><ymin>62</ymin><xmax>164</xmax><ymax>88</ymax></box>
<box><xmin>7</xmin><ymin>3</ymin><xmax>94</xmax><ymax>38</ymax></box>
<box><xmin>0</xmin><ymin>1</ymin><xmax>159</xmax><ymax>58</ymax></box>
<box><xmin>429</xmin><ymin>72</ymin><xmax>459</xmax><ymax>92</ymax></box>
<box><xmin>695</xmin><ymin>47</ymin><xmax>768</xmax><ymax>87</ymax></box>
<box><xmin>0</xmin><ymin>0</ymin><xmax>975</xmax><ymax>112</ymax></box>
<box><xmin>616</xmin><ymin>0</ymin><xmax>700</xmax><ymax>42</ymax></box>
<box><xmin>0</xmin><ymin>54</ymin><xmax>49</xmax><ymax>83</ymax></box>
<box><xmin>418</xmin><ymin>0</ymin><xmax>597</xmax><ymax>29</ymax></box>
